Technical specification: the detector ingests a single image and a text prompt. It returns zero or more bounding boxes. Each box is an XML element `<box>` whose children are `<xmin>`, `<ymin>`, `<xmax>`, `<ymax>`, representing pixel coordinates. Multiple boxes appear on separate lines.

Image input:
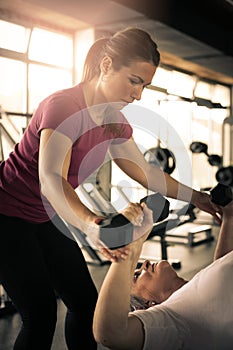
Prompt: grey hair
<box><xmin>130</xmin><ymin>295</ymin><xmax>151</xmax><ymax>311</ymax></box>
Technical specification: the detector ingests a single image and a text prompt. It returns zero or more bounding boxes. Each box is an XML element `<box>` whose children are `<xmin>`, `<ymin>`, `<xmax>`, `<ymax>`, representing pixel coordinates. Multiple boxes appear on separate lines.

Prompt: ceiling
<box><xmin>1</xmin><ymin>0</ymin><xmax>233</xmax><ymax>85</ymax></box>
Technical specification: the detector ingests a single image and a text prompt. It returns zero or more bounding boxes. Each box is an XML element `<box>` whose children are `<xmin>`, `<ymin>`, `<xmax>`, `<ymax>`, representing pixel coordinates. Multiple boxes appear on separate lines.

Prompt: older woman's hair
<box><xmin>82</xmin><ymin>27</ymin><xmax>160</xmax><ymax>82</ymax></box>
<box><xmin>130</xmin><ymin>295</ymin><xmax>156</xmax><ymax>311</ymax></box>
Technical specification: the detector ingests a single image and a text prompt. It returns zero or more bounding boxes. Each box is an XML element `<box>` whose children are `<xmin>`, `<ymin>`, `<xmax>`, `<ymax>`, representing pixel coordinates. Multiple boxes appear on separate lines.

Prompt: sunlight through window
<box><xmin>0</xmin><ymin>57</ymin><xmax>26</xmax><ymax>112</ymax></box>
<box><xmin>29</xmin><ymin>28</ymin><xmax>73</xmax><ymax>68</ymax></box>
<box><xmin>0</xmin><ymin>20</ymin><xmax>30</xmax><ymax>53</ymax></box>
<box><xmin>151</xmin><ymin>67</ymin><xmax>172</xmax><ymax>89</ymax></box>
<box><xmin>167</xmin><ymin>71</ymin><xmax>196</xmax><ymax>99</ymax></box>
<box><xmin>194</xmin><ymin>80</ymin><xmax>214</xmax><ymax>100</ymax></box>
<box><xmin>28</xmin><ymin>64</ymin><xmax>72</xmax><ymax>113</ymax></box>
<box><xmin>211</xmin><ymin>84</ymin><xmax>230</xmax><ymax>106</ymax></box>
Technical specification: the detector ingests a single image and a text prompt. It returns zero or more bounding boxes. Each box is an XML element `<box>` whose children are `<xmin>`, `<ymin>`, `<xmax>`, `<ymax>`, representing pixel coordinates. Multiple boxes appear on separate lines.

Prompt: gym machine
<box><xmin>0</xmin><ymin>107</ymin><xmax>32</xmax><ymax>161</ymax></box>
<box><xmin>190</xmin><ymin>112</ymin><xmax>233</xmax><ymax>189</ymax></box>
<box><xmin>189</xmin><ymin>140</ymin><xmax>233</xmax><ymax>192</ymax></box>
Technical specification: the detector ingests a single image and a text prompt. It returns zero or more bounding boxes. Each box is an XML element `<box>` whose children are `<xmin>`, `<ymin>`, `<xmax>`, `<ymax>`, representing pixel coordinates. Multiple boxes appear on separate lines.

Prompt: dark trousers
<box><xmin>0</xmin><ymin>214</ymin><xmax>98</xmax><ymax>350</ymax></box>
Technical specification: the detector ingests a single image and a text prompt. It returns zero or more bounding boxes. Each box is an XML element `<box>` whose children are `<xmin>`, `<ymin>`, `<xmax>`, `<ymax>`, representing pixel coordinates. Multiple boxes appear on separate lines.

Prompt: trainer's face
<box><xmin>131</xmin><ymin>260</ymin><xmax>181</xmax><ymax>304</ymax></box>
<box><xmin>99</xmin><ymin>57</ymin><xmax>156</xmax><ymax>108</ymax></box>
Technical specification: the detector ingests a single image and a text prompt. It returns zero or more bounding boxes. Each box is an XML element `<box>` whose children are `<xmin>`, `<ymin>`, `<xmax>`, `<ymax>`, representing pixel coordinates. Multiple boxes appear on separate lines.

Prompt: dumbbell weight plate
<box><xmin>210</xmin><ymin>183</ymin><xmax>233</xmax><ymax>206</ymax></box>
<box><xmin>99</xmin><ymin>193</ymin><xmax>170</xmax><ymax>249</ymax></box>
<box><xmin>207</xmin><ymin>154</ymin><xmax>222</xmax><ymax>167</ymax></box>
<box><xmin>140</xmin><ymin>193</ymin><xmax>170</xmax><ymax>223</ymax></box>
<box><xmin>99</xmin><ymin>214</ymin><xmax>134</xmax><ymax>249</ymax></box>
<box><xmin>144</xmin><ymin>147</ymin><xmax>176</xmax><ymax>174</ymax></box>
<box><xmin>189</xmin><ymin>141</ymin><xmax>208</xmax><ymax>154</ymax></box>
<box><xmin>216</xmin><ymin>166</ymin><xmax>233</xmax><ymax>187</ymax></box>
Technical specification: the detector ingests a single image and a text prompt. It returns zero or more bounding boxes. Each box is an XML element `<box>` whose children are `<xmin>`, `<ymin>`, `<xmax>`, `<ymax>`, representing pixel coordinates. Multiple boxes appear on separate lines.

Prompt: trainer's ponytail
<box><xmin>82</xmin><ymin>37</ymin><xmax>109</xmax><ymax>82</ymax></box>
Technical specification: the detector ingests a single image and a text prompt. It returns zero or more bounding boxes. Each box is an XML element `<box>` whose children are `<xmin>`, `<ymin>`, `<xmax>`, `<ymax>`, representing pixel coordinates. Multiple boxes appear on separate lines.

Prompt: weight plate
<box><xmin>144</xmin><ymin>147</ymin><xmax>176</xmax><ymax>174</ymax></box>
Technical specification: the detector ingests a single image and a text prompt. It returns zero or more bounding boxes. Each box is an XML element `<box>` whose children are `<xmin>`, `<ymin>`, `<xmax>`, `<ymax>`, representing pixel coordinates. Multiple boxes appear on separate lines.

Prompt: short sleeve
<box><xmin>38</xmin><ymin>93</ymin><xmax>83</xmax><ymax>142</ymax></box>
<box><xmin>131</xmin><ymin>307</ymin><xmax>190</xmax><ymax>350</ymax></box>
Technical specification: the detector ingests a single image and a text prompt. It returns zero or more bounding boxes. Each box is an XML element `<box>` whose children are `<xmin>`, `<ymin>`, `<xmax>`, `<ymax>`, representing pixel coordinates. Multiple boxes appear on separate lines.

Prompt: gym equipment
<box><xmin>69</xmin><ymin>183</ymin><xmax>215</xmax><ymax>268</ymax></box>
<box><xmin>165</xmin><ymin>223</ymin><xmax>213</xmax><ymax>247</ymax></box>
<box><xmin>222</xmin><ymin>115</ymin><xmax>233</xmax><ymax>169</ymax></box>
<box><xmin>150</xmin><ymin>202</ymin><xmax>213</xmax><ymax>247</ymax></box>
<box><xmin>217</xmin><ymin>114</ymin><xmax>233</xmax><ymax>199</ymax></box>
<box><xmin>190</xmin><ymin>141</ymin><xmax>208</xmax><ymax>154</ymax></box>
<box><xmin>98</xmin><ymin>193</ymin><xmax>170</xmax><ymax>249</ymax></box>
<box><xmin>67</xmin><ymin>184</ymin><xmax>174</xmax><ymax>266</ymax></box>
<box><xmin>189</xmin><ymin>141</ymin><xmax>222</xmax><ymax>167</ymax></box>
<box><xmin>144</xmin><ymin>146</ymin><xmax>176</xmax><ymax>174</ymax></box>
<box><xmin>189</xmin><ymin>140</ymin><xmax>233</xmax><ymax>189</ymax></box>
<box><xmin>216</xmin><ymin>166</ymin><xmax>233</xmax><ymax>187</ymax></box>
<box><xmin>0</xmin><ymin>107</ymin><xmax>32</xmax><ymax>161</ymax></box>
<box><xmin>210</xmin><ymin>183</ymin><xmax>233</xmax><ymax>206</ymax></box>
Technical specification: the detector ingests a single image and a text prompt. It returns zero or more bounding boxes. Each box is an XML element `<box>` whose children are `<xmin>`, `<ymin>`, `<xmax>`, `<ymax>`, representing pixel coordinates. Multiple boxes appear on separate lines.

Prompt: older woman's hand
<box><xmin>97</xmin><ymin>202</ymin><xmax>153</xmax><ymax>262</ymax></box>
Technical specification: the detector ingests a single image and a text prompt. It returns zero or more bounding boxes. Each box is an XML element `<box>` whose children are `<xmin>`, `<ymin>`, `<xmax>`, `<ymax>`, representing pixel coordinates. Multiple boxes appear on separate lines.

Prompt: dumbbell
<box><xmin>189</xmin><ymin>141</ymin><xmax>222</xmax><ymax>167</ymax></box>
<box><xmin>210</xmin><ymin>183</ymin><xmax>233</xmax><ymax>207</ymax></box>
<box><xmin>216</xmin><ymin>166</ymin><xmax>233</xmax><ymax>187</ymax></box>
<box><xmin>99</xmin><ymin>193</ymin><xmax>170</xmax><ymax>249</ymax></box>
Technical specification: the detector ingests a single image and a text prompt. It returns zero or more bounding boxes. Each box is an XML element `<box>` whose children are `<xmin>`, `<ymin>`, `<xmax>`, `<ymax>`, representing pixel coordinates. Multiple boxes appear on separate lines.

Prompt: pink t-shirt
<box><xmin>0</xmin><ymin>83</ymin><xmax>132</xmax><ymax>222</ymax></box>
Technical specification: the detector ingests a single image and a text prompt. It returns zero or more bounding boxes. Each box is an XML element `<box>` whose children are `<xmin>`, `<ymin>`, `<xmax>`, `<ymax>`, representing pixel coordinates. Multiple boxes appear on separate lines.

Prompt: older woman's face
<box><xmin>131</xmin><ymin>259</ymin><xmax>181</xmax><ymax>304</ymax></box>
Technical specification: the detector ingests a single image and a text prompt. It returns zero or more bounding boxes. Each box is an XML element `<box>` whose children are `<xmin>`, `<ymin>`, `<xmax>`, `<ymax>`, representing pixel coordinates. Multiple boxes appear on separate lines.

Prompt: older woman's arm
<box><xmin>93</xmin><ymin>249</ymin><xmax>144</xmax><ymax>349</ymax></box>
<box><xmin>93</xmin><ymin>205</ymin><xmax>153</xmax><ymax>350</ymax></box>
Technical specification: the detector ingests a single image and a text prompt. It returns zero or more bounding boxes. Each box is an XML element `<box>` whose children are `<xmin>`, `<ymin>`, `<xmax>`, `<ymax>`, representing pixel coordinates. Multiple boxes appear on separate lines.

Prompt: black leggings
<box><xmin>0</xmin><ymin>214</ymin><xmax>98</xmax><ymax>350</ymax></box>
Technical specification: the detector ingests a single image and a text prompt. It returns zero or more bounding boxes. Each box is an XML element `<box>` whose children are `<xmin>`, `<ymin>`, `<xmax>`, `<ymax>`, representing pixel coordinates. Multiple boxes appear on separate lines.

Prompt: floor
<box><xmin>0</xmin><ymin>212</ymin><xmax>220</xmax><ymax>350</ymax></box>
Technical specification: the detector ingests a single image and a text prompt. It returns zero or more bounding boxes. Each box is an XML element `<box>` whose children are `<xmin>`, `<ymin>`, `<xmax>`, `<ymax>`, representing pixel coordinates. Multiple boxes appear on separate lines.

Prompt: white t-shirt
<box><xmin>132</xmin><ymin>250</ymin><xmax>233</xmax><ymax>349</ymax></box>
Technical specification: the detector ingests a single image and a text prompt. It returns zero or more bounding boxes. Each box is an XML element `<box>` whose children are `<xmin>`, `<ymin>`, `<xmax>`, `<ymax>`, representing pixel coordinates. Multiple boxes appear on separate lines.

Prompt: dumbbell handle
<box><xmin>99</xmin><ymin>214</ymin><xmax>133</xmax><ymax>249</ymax></box>
<box><xmin>99</xmin><ymin>193</ymin><xmax>170</xmax><ymax>249</ymax></box>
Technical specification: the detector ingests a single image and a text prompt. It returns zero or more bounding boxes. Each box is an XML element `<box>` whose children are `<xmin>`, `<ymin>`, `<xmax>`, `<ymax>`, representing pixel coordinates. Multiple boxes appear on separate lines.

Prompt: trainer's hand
<box><xmin>94</xmin><ymin>217</ymin><xmax>131</xmax><ymax>263</ymax></box>
<box><xmin>108</xmin><ymin>204</ymin><xmax>153</xmax><ymax>261</ymax></box>
<box><xmin>192</xmin><ymin>190</ymin><xmax>222</xmax><ymax>224</ymax></box>
<box><xmin>97</xmin><ymin>202</ymin><xmax>146</xmax><ymax>262</ymax></box>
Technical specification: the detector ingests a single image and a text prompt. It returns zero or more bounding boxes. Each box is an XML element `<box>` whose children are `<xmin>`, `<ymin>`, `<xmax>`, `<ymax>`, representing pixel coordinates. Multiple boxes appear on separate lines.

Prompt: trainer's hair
<box><xmin>82</xmin><ymin>27</ymin><xmax>160</xmax><ymax>82</ymax></box>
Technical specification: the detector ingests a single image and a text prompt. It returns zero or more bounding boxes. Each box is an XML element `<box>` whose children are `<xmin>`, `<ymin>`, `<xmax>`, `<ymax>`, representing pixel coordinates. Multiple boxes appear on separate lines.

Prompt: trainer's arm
<box><xmin>39</xmin><ymin>129</ymin><xmax>141</xmax><ymax>263</ymax></box>
<box><xmin>214</xmin><ymin>201</ymin><xmax>233</xmax><ymax>260</ymax></box>
<box><xmin>93</xmin><ymin>205</ymin><xmax>153</xmax><ymax>350</ymax></box>
<box><xmin>109</xmin><ymin>137</ymin><xmax>221</xmax><ymax>223</ymax></box>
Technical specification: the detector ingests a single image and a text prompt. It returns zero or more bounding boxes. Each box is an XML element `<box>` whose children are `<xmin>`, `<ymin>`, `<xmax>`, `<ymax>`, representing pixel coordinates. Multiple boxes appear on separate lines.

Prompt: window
<box><xmin>151</xmin><ymin>67</ymin><xmax>172</xmax><ymax>89</ymax></box>
<box><xmin>211</xmin><ymin>84</ymin><xmax>230</xmax><ymax>106</ymax></box>
<box><xmin>167</xmin><ymin>71</ymin><xmax>196</xmax><ymax>99</ymax></box>
<box><xmin>28</xmin><ymin>64</ymin><xmax>72</xmax><ymax>113</ymax></box>
<box><xmin>0</xmin><ymin>20</ymin><xmax>30</xmax><ymax>53</ymax></box>
<box><xmin>29</xmin><ymin>28</ymin><xmax>73</xmax><ymax>68</ymax></box>
<box><xmin>112</xmin><ymin>71</ymin><xmax>230</xmax><ymax>200</ymax></box>
<box><xmin>0</xmin><ymin>57</ymin><xmax>26</xmax><ymax>112</ymax></box>
<box><xmin>0</xmin><ymin>20</ymin><xmax>74</xmax><ymax>160</ymax></box>
<box><xmin>194</xmin><ymin>80</ymin><xmax>213</xmax><ymax>100</ymax></box>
